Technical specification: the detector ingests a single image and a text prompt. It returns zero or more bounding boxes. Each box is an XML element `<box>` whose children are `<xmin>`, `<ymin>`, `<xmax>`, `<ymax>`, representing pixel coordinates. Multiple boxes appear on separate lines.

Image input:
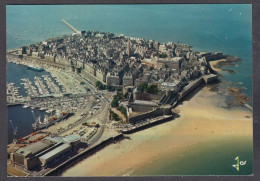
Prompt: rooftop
<box><xmin>132</xmin><ymin>100</ymin><xmax>158</xmax><ymax>106</ymax></box>
<box><xmin>39</xmin><ymin>143</ymin><xmax>71</xmax><ymax>160</ymax></box>
<box><xmin>63</xmin><ymin>135</ymin><xmax>80</xmax><ymax>143</ymax></box>
<box><xmin>203</xmin><ymin>74</ymin><xmax>218</xmax><ymax>79</ymax></box>
<box><xmin>15</xmin><ymin>140</ymin><xmax>53</xmax><ymax>157</ymax></box>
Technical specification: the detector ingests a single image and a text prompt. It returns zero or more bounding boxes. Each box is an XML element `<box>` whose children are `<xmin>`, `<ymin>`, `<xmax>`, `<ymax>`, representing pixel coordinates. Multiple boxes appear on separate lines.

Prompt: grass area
<box><xmin>7</xmin><ymin>165</ymin><xmax>29</xmax><ymax>176</ymax></box>
<box><xmin>111</xmin><ymin>108</ymin><xmax>126</xmax><ymax>122</ymax></box>
<box><xmin>129</xmin><ymin>111</ymin><xmax>143</xmax><ymax>117</ymax></box>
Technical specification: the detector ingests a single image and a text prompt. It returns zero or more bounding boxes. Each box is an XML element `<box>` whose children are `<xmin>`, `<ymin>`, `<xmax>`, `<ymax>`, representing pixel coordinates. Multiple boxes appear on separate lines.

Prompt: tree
<box><xmin>138</xmin><ymin>82</ymin><xmax>148</xmax><ymax>92</ymax></box>
<box><xmin>111</xmin><ymin>97</ymin><xmax>119</xmax><ymax>107</ymax></box>
<box><xmin>158</xmin><ymin>53</ymin><xmax>167</xmax><ymax>58</ymax></box>
<box><xmin>146</xmin><ymin>84</ymin><xmax>159</xmax><ymax>94</ymax></box>
<box><xmin>96</xmin><ymin>81</ymin><xmax>101</xmax><ymax>86</ymax></box>
<box><xmin>111</xmin><ymin>112</ymin><xmax>119</xmax><ymax>120</ymax></box>
<box><xmin>116</xmin><ymin>88</ymin><xmax>122</xmax><ymax>93</ymax></box>
<box><xmin>82</xmin><ymin>122</ymin><xmax>88</xmax><ymax>126</ymax></box>
<box><xmin>119</xmin><ymin>106</ymin><xmax>127</xmax><ymax>118</ymax></box>
<box><xmin>105</xmin><ymin>84</ymin><xmax>111</xmax><ymax>90</ymax></box>
<box><xmin>124</xmin><ymin>64</ymin><xmax>130</xmax><ymax>72</ymax></box>
<box><xmin>96</xmin><ymin>81</ymin><xmax>105</xmax><ymax>90</ymax></box>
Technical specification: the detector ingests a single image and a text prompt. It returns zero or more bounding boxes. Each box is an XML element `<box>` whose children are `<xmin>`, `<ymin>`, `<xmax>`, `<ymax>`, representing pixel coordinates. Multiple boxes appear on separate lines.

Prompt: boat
<box><xmin>39</xmin><ymin>107</ymin><xmax>47</xmax><ymax>111</ymax></box>
<box><xmin>23</xmin><ymin>104</ymin><xmax>29</xmax><ymax>108</ymax></box>
<box><xmin>13</xmin><ymin>34</ymin><xmax>20</xmax><ymax>39</ymax></box>
<box><xmin>46</xmin><ymin>109</ymin><xmax>54</xmax><ymax>113</ymax></box>
<box><xmin>32</xmin><ymin>112</ymin><xmax>73</xmax><ymax>131</ymax></box>
<box><xmin>27</xmin><ymin>64</ymin><xmax>44</xmax><ymax>72</ymax></box>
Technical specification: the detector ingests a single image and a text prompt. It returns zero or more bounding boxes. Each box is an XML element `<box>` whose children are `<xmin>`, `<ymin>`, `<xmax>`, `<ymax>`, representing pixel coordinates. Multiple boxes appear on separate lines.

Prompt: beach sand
<box><xmin>62</xmin><ymin>86</ymin><xmax>252</xmax><ymax>176</ymax></box>
<box><xmin>209</xmin><ymin>59</ymin><xmax>227</xmax><ymax>72</ymax></box>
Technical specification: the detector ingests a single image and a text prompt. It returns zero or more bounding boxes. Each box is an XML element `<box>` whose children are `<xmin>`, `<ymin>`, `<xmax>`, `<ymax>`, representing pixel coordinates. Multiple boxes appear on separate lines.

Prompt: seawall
<box><xmin>122</xmin><ymin>115</ymin><xmax>174</xmax><ymax>134</ymax></box>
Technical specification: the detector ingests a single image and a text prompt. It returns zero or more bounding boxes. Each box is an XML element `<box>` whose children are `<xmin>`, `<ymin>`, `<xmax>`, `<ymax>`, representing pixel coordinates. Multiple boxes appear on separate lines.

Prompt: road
<box><xmin>87</xmin><ymin>95</ymin><xmax>109</xmax><ymax>146</ymax></box>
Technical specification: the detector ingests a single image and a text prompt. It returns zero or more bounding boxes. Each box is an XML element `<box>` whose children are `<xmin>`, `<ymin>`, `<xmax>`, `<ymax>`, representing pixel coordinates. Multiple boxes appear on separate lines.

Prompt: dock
<box><xmin>7</xmin><ymin>103</ymin><xmax>23</xmax><ymax>106</ymax></box>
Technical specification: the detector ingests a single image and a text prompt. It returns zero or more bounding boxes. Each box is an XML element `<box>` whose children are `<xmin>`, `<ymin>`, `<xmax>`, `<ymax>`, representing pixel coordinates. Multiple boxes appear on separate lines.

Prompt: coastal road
<box><xmin>55</xmin><ymin>91</ymin><xmax>110</xmax><ymax>146</ymax></box>
<box><xmin>87</xmin><ymin>95</ymin><xmax>110</xmax><ymax>146</ymax></box>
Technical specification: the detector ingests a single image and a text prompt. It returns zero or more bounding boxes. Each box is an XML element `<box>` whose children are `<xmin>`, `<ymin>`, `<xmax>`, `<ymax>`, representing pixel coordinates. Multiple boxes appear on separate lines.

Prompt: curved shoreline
<box><xmin>61</xmin><ymin>86</ymin><xmax>253</xmax><ymax>176</ymax></box>
<box><xmin>209</xmin><ymin>58</ymin><xmax>227</xmax><ymax>72</ymax></box>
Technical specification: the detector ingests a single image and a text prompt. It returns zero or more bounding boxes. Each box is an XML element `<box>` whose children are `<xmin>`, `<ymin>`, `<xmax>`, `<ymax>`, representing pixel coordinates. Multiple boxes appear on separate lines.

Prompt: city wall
<box><xmin>85</xmin><ymin>64</ymin><xmax>96</xmax><ymax>76</ymax></box>
<box><xmin>128</xmin><ymin>106</ymin><xmax>171</xmax><ymax>124</ymax></box>
<box><xmin>205</xmin><ymin>53</ymin><xmax>224</xmax><ymax>61</ymax></box>
<box><xmin>81</xmin><ymin>70</ymin><xmax>105</xmax><ymax>84</ymax></box>
<box><xmin>178</xmin><ymin>77</ymin><xmax>204</xmax><ymax>99</ymax></box>
<box><xmin>123</xmin><ymin>115</ymin><xmax>173</xmax><ymax>134</ymax></box>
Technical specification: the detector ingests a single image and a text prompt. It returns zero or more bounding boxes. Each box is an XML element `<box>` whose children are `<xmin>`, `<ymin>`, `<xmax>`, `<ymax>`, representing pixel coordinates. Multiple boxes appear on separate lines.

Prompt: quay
<box><xmin>7</xmin><ymin>103</ymin><xmax>23</xmax><ymax>106</ymax></box>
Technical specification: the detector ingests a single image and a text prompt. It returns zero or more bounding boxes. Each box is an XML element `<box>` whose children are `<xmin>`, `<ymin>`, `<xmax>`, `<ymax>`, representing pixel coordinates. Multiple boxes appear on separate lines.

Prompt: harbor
<box><xmin>7</xmin><ymin>55</ymin><xmax>103</xmax><ymax>146</ymax></box>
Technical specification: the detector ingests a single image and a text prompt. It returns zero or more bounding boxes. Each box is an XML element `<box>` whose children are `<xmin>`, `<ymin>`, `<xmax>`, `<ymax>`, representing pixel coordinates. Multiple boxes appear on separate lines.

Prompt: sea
<box><xmin>6</xmin><ymin>4</ymin><xmax>252</xmax><ymax>175</ymax></box>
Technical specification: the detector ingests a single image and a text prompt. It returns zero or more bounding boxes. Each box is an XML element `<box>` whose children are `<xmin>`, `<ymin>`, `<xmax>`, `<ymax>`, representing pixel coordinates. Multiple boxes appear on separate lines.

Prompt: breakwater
<box><xmin>44</xmin><ymin>134</ymin><xmax>124</xmax><ymax>176</ymax></box>
<box><xmin>62</xmin><ymin>19</ymin><xmax>81</xmax><ymax>34</ymax></box>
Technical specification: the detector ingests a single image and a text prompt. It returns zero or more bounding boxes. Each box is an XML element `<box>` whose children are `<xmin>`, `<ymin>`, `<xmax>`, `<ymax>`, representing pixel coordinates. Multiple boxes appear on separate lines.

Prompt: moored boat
<box><xmin>32</xmin><ymin>112</ymin><xmax>73</xmax><ymax>131</ymax></box>
<box><xmin>27</xmin><ymin>64</ymin><xmax>44</xmax><ymax>72</ymax></box>
<box><xmin>23</xmin><ymin>104</ymin><xmax>29</xmax><ymax>108</ymax></box>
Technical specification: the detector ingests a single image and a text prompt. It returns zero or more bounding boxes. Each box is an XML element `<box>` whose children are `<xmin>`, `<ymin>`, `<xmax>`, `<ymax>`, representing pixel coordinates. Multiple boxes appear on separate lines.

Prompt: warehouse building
<box><xmin>10</xmin><ymin>139</ymin><xmax>55</xmax><ymax>170</ymax></box>
<box><xmin>39</xmin><ymin>143</ymin><xmax>71</xmax><ymax>167</ymax></box>
<box><xmin>10</xmin><ymin>135</ymin><xmax>80</xmax><ymax>170</ymax></box>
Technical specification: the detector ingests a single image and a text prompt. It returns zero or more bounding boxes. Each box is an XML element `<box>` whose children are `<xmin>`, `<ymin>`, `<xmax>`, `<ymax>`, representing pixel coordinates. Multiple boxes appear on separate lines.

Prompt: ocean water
<box><xmin>6</xmin><ymin>4</ymin><xmax>252</xmax><ymax>175</ymax></box>
<box><xmin>132</xmin><ymin>137</ymin><xmax>253</xmax><ymax>175</ymax></box>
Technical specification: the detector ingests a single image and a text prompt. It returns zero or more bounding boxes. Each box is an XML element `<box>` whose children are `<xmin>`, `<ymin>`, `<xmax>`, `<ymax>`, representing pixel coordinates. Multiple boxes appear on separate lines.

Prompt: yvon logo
<box><xmin>232</xmin><ymin>156</ymin><xmax>247</xmax><ymax>172</ymax></box>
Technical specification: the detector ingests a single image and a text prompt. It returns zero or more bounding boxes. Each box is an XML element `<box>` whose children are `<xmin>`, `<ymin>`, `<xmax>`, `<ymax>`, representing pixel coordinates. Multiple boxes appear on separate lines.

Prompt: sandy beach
<box><xmin>209</xmin><ymin>59</ymin><xmax>227</xmax><ymax>72</ymax></box>
<box><xmin>62</xmin><ymin>86</ymin><xmax>253</xmax><ymax>176</ymax></box>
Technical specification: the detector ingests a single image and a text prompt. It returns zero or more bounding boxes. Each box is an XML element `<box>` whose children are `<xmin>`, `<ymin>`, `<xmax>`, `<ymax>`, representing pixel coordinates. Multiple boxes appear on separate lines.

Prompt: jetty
<box><xmin>62</xmin><ymin>20</ymin><xmax>81</xmax><ymax>34</ymax></box>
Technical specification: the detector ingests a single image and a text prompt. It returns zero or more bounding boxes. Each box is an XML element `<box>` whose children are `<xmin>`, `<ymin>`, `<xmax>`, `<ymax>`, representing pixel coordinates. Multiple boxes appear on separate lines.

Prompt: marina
<box><xmin>7</xmin><ymin>83</ymin><xmax>26</xmax><ymax>104</ymax></box>
<box><xmin>34</xmin><ymin>76</ymin><xmax>50</xmax><ymax>95</ymax></box>
<box><xmin>43</xmin><ymin>75</ymin><xmax>61</xmax><ymax>95</ymax></box>
<box><xmin>21</xmin><ymin>78</ymin><xmax>40</xmax><ymax>97</ymax></box>
<box><xmin>7</xmin><ymin>58</ymin><xmax>101</xmax><ymax>146</ymax></box>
